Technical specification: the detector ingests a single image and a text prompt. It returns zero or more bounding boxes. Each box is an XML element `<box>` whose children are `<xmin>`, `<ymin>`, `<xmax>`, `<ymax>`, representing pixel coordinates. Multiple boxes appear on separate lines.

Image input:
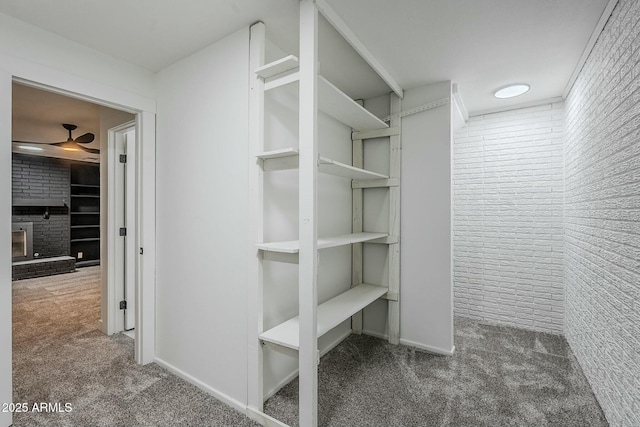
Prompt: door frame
<box><xmin>106</xmin><ymin>121</ymin><xmax>137</xmax><ymax>335</ymax></box>
<box><xmin>1</xmin><ymin>64</ymin><xmax>156</xmax><ymax>426</ymax></box>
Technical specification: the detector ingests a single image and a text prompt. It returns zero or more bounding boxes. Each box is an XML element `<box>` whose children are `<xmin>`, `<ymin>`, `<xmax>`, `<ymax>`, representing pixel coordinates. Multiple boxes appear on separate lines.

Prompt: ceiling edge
<box><xmin>562</xmin><ymin>0</ymin><xmax>619</xmax><ymax>99</ymax></box>
<box><xmin>469</xmin><ymin>96</ymin><xmax>565</xmax><ymax>118</ymax></box>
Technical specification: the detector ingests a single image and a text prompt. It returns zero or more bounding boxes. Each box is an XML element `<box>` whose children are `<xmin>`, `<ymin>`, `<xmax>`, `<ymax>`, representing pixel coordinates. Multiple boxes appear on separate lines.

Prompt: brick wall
<box><xmin>564</xmin><ymin>0</ymin><xmax>640</xmax><ymax>425</ymax></box>
<box><xmin>453</xmin><ymin>103</ymin><xmax>565</xmax><ymax>334</ymax></box>
<box><xmin>12</xmin><ymin>153</ymin><xmax>70</xmax><ymax>258</ymax></box>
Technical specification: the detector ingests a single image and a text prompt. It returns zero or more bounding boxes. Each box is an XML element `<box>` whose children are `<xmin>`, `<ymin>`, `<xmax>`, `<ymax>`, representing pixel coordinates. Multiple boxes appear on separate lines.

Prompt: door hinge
<box><xmin>119</xmin><ymin>300</ymin><xmax>127</xmax><ymax>310</ymax></box>
<box><xmin>119</xmin><ymin>227</ymin><xmax>127</xmax><ymax>236</ymax></box>
<box><xmin>119</xmin><ymin>154</ymin><xmax>127</xmax><ymax>163</ymax></box>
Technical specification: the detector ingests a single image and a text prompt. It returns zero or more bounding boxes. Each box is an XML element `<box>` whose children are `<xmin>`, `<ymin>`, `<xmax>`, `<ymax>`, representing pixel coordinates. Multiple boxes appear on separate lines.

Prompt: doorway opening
<box><xmin>10</xmin><ymin>82</ymin><xmax>137</xmax><ymax>418</ymax></box>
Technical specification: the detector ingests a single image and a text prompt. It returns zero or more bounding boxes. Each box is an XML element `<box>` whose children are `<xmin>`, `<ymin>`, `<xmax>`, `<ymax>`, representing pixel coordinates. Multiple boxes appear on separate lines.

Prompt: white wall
<box><xmin>154</xmin><ymin>28</ymin><xmax>251</xmax><ymax>409</ymax></box>
<box><xmin>0</xmin><ymin>69</ymin><xmax>13</xmax><ymax>427</ymax></box>
<box><xmin>0</xmin><ymin>13</ymin><xmax>154</xmax><ymax>103</ymax></box>
<box><xmin>453</xmin><ymin>103</ymin><xmax>565</xmax><ymax>334</ymax></box>
<box><xmin>564</xmin><ymin>0</ymin><xmax>640</xmax><ymax>424</ymax></box>
<box><xmin>399</xmin><ymin>82</ymin><xmax>454</xmax><ymax>354</ymax></box>
<box><xmin>358</xmin><ymin>84</ymin><xmax>454</xmax><ymax>355</ymax></box>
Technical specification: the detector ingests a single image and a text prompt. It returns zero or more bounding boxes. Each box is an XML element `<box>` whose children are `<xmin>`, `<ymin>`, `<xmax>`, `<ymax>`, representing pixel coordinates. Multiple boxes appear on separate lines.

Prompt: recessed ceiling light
<box><xmin>494</xmin><ymin>84</ymin><xmax>530</xmax><ymax>99</ymax></box>
<box><xmin>18</xmin><ymin>145</ymin><xmax>43</xmax><ymax>151</ymax></box>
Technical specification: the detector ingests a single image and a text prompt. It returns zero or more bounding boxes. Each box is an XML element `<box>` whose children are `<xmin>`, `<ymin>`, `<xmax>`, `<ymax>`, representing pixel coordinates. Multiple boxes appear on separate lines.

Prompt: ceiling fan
<box><xmin>14</xmin><ymin>123</ymin><xmax>99</xmax><ymax>154</ymax></box>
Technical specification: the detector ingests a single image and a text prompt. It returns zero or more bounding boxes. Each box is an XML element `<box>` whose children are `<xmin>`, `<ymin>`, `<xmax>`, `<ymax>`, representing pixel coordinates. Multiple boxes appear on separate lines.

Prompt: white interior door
<box><xmin>123</xmin><ymin>129</ymin><xmax>136</xmax><ymax>331</ymax></box>
<box><xmin>108</xmin><ymin>123</ymin><xmax>136</xmax><ymax>334</ymax></box>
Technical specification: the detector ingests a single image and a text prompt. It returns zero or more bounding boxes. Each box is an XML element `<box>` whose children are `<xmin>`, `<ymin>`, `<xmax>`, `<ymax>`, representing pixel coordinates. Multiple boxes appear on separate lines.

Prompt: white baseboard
<box><xmin>263</xmin><ymin>329</ymin><xmax>352</xmax><ymax>400</ymax></box>
<box><xmin>361</xmin><ymin>329</ymin><xmax>388</xmax><ymax>340</ymax></box>
<box><xmin>400</xmin><ymin>338</ymin><xmax>456</xmax><ymax>356</ymax></box>
<box><xmin>361</xmin><ymin>330</ymin><xmax>456</xmax><ymax>356</ymax></box>
<box><xmin>154</xmin><ymin>357</ymin><xmax>246</xmax><ymax>413</ymax></box>
<box><xmin>246</xmin><ymin>406</ymin><xmax>290</xmax><ymax>427</ymax></box>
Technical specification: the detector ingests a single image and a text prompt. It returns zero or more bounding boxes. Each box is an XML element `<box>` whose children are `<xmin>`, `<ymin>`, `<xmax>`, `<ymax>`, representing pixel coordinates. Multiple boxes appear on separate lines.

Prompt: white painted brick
<box><xmin>564</xmin><ymin>1</ymin><xmax>640</xmax><ymax>425</ymax></box>
<box><xmin>453</xmin><ymin>101</ymin><xmax>565</xmax><ymax>336</ymax></box>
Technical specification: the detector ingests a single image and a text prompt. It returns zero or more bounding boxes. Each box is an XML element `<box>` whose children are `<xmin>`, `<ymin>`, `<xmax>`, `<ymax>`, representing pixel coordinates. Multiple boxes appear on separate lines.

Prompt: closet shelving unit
<box><xmin>69</xmin><ymin>162</ymin><xmax>100</xmax><ymax>267</ymax></box>
<box><xmin>248</xmin><ymin>1</ymin><xmax>403</xmax><ymax>425</ymax></box>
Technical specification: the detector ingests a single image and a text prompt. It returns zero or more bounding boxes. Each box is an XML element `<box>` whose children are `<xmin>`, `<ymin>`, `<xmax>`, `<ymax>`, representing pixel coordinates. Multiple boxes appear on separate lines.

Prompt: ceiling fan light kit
<box><xmin>13</xmin><ymin>123</ymin><xmax>99</xmax><ymax>154</ymax></box>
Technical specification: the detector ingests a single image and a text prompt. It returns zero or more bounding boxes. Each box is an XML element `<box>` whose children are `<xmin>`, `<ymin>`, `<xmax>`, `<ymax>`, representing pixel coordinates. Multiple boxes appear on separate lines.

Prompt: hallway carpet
<box><xmin>12</xmin><ymin>267</ymin><xmax>258</xmax><ymax>427</ymax></box>
<box><xmin>12</xmin><ymin>268</ymin><xmax>607</xmax><ymax>426</ymax></box>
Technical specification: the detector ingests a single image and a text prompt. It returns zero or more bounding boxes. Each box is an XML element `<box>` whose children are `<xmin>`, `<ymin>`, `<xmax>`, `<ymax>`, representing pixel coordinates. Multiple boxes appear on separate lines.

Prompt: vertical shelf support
<box><xmin>248</xmin><ymin>21</ymin><xmax>266</xmax><ymax>414</ymax></box>
<box><xmin>388</xmin><ymin>93</ymin><xmax>401</xmax><ymax>345</ymax></box>
<box><xmin>298</xmin><ymin>1</ymin><xmax>319</xmax><ymax>426</ymax></box>
<box><xmin>351</xmin><ymin>100</ymin><xmax>364</xmax><ymax>335</ymax></box>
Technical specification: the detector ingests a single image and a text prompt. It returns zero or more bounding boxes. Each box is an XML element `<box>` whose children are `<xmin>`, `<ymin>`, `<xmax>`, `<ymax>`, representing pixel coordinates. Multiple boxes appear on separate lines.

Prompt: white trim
<box><xmin>563</xmin><ymin>0</ymin><xmax>618</xmax><ymax>98</ymax></box>
<box><xmin>246</xmin><ymin>407</ymin><xmax>291</xmax><ymax>427</ymax></box>
<box><xmin>361</xmin><ymin>330</ymin><xmax>457</xmax><ymax>357</ymax></box>
<box><xmin>6</xmin><ymin>53</ymin><xmax>155</xmax><ymax>113</ymax></box>
<box><xmin>248</xmin><ymin>21</ymin><xmax>266</xmax><ymax>412</ymax></box>
<box><xmin>153</xmin><ymin>357</ymin><xmax>247</xmax><ymax>414</ymax></box>
<box><xmin>399</xmin><ymin>338</ymin><xmax>456</xmax><ymax>356</ymax></box>
<box><xmin>135</xmin><ymin>111</ymin><xmax>156</xmax><ymax>365</ymax></box>
<box><xmin>452</xmin><ymin>83</ymin><xmax>469</xmax><ymax>123</ymax></box>
<box><xmin>470</xmin><ymin>96</ymin><xmax>564</xmax><ymax>117</ymax></box>
<box><xmin>298</xmin><ymin>3</ymin><xmax>320</xmax><ymax>425</ymax></box>
<box><xmin>313</xmin><ymin>0</ymin><xmax>404</xmax><ymax>99</ymax></box>
<box><xmin>0</xmin><ymin>68</ymin><xmax>13</xmax><ymax>427</ymax></box>
<box><xmin>361</xmin><ymin>328</ymin><xmax>388</xmax><ymax>341</ymax></box>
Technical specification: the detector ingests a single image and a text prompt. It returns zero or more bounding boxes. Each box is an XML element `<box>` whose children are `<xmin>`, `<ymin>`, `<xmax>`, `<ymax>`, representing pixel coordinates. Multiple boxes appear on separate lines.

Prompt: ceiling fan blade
<box><xmin>12</xmin><ymin>140</ymin><xmax>60</xmax><ymax>145</ymax></box>
<box><xmin>79</xmin><ymin>145</ymin><xmax>100</xmax><ymax>154</ymax></box>
<box><xmin>74</xmin><ymin>133</ymin><xmax>95</xmax><ymax>144</ymax></box>
<box><xmin>50</xmin><ymin>142</ymin><xmax>65</xmax><ymax>147</ymax></box>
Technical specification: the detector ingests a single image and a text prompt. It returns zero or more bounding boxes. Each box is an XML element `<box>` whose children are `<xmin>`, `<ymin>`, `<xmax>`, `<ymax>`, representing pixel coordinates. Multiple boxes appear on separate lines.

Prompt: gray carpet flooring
<box><xmin>264</xmin><ymin>320</ymin><xmax>609</xmax><ymax>426</ymax></box>
<box><xmin>12</xmin><ymin>267</ymin><xmax>258</xmax><ymax>427</ymax></box>
<box><xmin>12</xmin><ymin>268</ymin><xmax>608</xmax><ymax>426</ymax></box>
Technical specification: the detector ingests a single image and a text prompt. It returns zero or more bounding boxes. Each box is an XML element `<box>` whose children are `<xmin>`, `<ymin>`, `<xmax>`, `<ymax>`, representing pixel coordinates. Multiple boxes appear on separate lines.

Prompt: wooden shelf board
<box><xmin>318</xmin><ymin>76</ymin><xmax>388</xmax><ymax>132</ymax></box>
<box><xmin>258</xmin><ymin>148</ymin><xmax>388</xmax><ymax>180</ymax></box>
<box><xmin>71</xmin><ymin>212</ymin><xmax>99</xmax><ymax>215</ymax></box>
<box><xmin>257</xmin><ymin>232</ymin><xmax>388</xmax><ymax>254</ymax></box>
<box><xmin>318</xmin><ymin>157</ymin><xmax>388</xmax><ymax>180</ymax></box>
<box><xmin>255</xmin><ymin>55</ymin><xmax>387</xmax><ymax>132</ymax></box>
<box><xmin>256</xmin><ymin>147</ymin><xmax>298</xmax><ymax>160</ymax></box>
<box><xmin>260</xmin><ymin>283</ymin><xmax>388</xmax><ymax>351</ymax></box>
<box><xmin>255</xmin><ymin>55</ymin><xmax>299</xmax><ymax>79</ymax></box>
<box><xmin>71</xmin><ymin>184</ymin><xmax>99</xmax><ymax>188</ymax></box>
<box><xmin>71</xmin><ymin>238</ymin><xmax>100</xmax><ymax>243</ymax></box>
<box><xmin>70</xmin><ymin>225</ymin><xmax>100</xmax><ymax>229</ymax></box>
<box><xmin>71</xmin><ymin>194</ymin><xmax>99</xmax><ymax>198</ymax></box>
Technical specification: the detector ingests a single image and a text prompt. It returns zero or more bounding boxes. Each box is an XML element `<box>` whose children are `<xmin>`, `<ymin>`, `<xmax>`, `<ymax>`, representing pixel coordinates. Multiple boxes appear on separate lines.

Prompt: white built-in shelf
<box><xmin>255</xmin><ymin>55</ymin><xmax>299</xmax><ymax>79</ymax></box>
<box><xmin>257</xmin><ymin>231</ymin><xmax>388</xmax><ymax>254</ymax></box>
<box><xmin>257</xmin><ymin>148</ymin><xmax>388</xmax><ymax>180</ymax></box>
<box><xmin>318</xmin><ymin>76</ymin><xmax>387</xmax><ymax>132</ymax></box>
<box><xmin>260</xmin><ymin>283</ymin><xmax>388</xmax><ymax>351</ymax></box>
<box><xmin>318</xmin><ymin>157</ymin><xmax>388</xmax><ymax>180</ymax></box>
<box><xmin>256</xmin><ymin>147</ymin><xmax>298</xmax><ymax>160</ymax></box>
<box><xmin>255</xmin><ymin>56</ymin><xmax>388</xmax><ymax>132</ymax></box>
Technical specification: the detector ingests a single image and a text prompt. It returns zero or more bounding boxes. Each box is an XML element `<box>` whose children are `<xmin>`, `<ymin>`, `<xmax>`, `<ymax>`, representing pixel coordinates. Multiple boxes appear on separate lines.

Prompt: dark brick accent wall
<box><xmin>12</xmin><ymin>257</ymin><xmax>75</xmax><ymax>280</ymax></box>
<box><xmin>12</xmin><ymin>154</ymin><xmax>70</xmax><ymax>258</ymax></box>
